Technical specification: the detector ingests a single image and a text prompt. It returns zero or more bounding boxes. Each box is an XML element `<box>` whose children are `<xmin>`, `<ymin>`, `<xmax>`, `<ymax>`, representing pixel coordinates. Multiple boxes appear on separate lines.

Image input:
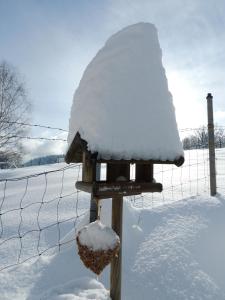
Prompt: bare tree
<box><xmin>182</xmin><ymin>126</ymin><xmax>225</xmax><ymax>150</ymax></box>
<box><xmin>195</xmin><ymin>126</ymin><xmax>208</xmax><ymax>148</ymax></box>
<box><xmin>215</xmin><ymin>127</ymin><xmax>225</xmax><ymax>148</ymax></box>
<box><xmin>0</xmin><ymin>61</ymin><xmax>31</xmax><ymax>160</ymax></box>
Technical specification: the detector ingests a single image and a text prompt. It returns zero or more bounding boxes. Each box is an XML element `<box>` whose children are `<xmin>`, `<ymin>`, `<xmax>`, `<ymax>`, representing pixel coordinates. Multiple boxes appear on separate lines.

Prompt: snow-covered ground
<box><xmin>0</xmin><ymin>149</ymin><xmax>225</xmax><ymax>299</ymax></box>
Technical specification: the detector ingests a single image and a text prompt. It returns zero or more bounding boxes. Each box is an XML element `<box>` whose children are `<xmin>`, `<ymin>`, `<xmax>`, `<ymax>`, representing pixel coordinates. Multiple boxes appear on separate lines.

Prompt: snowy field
<box><xmin>0</xmin><ymin>149</ymin><xmax>225</xmax><ymax>299</ymax></box>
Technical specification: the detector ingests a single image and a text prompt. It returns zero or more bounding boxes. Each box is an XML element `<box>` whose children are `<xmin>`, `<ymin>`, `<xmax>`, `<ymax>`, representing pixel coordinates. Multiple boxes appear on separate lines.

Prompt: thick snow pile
<box><xmin>31</xmin><ymin>277</ymin><xmax>110</xmax><ymax>300</ymax></box>
<box><xmin>78</xmin><ymin>220</ymin><xmax>119</xmax><ymax>251</ymax></box>
<box><xmin>68</xmin><ymin>23</ymin><xmax>183</xmax><ymax>161</ymax></box>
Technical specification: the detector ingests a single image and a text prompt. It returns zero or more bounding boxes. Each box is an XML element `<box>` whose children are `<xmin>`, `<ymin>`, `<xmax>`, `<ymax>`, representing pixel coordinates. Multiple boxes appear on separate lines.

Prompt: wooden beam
<box><xmin>75</xmin><ymin>181</ymin><xmax>163</xmax><ymax>198</ymax></box>
<box><xmin>76</xmin><ymin>181</ymin><xmax>93</xmax><ymax>193</ymax></box>
<box><xmin>95</xmin><ymin>182</ymin><xmax>162</xmax><ymax>198</ymax></box>
<box><xmin>98</xmin><ymin>156</ymin><xmax>184</xmax><ymax>167</ymax></box>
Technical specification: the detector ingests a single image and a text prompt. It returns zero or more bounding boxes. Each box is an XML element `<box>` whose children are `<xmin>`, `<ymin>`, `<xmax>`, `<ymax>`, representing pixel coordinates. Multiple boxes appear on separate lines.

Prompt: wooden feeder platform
<box><xmin>76</xmin><ymin>180</ymin><xmax>162</xmax><ymax>199</ymax></box>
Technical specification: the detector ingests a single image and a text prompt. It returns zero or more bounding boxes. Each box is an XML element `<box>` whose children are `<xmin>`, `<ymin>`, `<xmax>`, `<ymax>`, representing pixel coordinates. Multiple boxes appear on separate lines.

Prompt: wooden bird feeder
<box><xmin>65</xmin><ymin>132</ymin><xmax>184</xmax><ymax>300</ymax></box>
<box><xmin>65</xmin><ymin>23</ymin><xmax>185</xmax><ymax>300</ymax></box>
<box><xmin>65</xmin><ymin>132</ymin><xmax>184</xmax><ymax>198</ymax></box>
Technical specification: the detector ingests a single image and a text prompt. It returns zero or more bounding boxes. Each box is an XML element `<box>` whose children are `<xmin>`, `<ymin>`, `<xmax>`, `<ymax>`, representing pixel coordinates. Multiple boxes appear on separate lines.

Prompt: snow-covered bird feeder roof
<box><xmin>66</xmin><ymin>23</ymin><xmax>184</xmax><ymax>167</ymax></box>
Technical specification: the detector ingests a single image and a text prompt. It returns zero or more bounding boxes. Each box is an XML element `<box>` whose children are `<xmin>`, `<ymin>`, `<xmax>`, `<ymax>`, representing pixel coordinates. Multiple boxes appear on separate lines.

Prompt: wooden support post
<box><xmin>206</xmin><ymin>93</ymin><xmax>217</xmax><ymax>196</ymax></box>
<box><xmin>90</xmin><ymin>163</ymin><xmax>101</xmax><ymax>222</ymax></box>
<box><xmin>110</xmin><ymin>195</ymin><xmax>123</xmax><ymax>300</ymax></box>
<box><xmin>82</xmin><ymin>153</ymin><xmax>96</xmax><ymax>182</ymax></box>
<box><xmin>107</xmin><ymin>163</ymin><xmax>130</xmax><ymax>182</ymax></box>
<box><xmin>107</xmin><ymin>163</ymin><xmax>128</xmax><ymax>300</ymax></box>
<box><xmin>135</xmin><ymin>163</ymin><xmax>153</xmax><ymax>182</ymax></box>
<box><xmin>82</xmin><ymin>152</ymin><xmax>100</xmax><ymax>222</ymax></box>
<box><xmin>89</xmin><ymin>197</ymin><xmax>98</xmax><ymax>222</ymax></box>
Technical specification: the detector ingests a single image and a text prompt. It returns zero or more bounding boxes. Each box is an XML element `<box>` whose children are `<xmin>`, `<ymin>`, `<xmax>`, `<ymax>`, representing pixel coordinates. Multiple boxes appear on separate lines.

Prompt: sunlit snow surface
<box><xmin>0</xmin><ymin>149</ymin><xmax>225</xmax><ymax>299</ymax></box>
<box><xmin>68</xmin><ymin>23</ymin><xmax>183</xmax><ymax>161</ymax></box>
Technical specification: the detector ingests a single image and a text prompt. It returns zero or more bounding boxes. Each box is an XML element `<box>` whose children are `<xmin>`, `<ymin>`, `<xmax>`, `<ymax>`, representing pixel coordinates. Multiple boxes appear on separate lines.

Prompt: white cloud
<box><xmin>22</xmin><ymin>131</ymin><xmax>67</xmax><ymax>162</ymax></box>
<box><xmin>167</xmin><ymin>71</ymin><xmax>207</xmax><ymax>129</ymax></box>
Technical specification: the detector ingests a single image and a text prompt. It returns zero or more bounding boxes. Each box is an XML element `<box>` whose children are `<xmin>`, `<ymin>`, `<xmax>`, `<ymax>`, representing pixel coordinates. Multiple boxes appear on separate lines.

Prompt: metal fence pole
<box><xmin>206</xmin><ymin>93</ymin><xmax>217</xmax><ymax>196</ymax></box>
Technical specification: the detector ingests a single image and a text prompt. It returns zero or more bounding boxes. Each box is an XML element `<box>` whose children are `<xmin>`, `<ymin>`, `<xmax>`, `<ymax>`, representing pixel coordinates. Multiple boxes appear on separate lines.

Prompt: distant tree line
<box><xmin>23</xmin><ymin>154</ymin><xmax>65</xmax><ymax>167</ymax></box>
<box><xmin>0</xmin><ymin>151</ymin><xmax>22</xmax><ymax>169</ymax></box>
<box><xmin>182</xmin><ymin>126</ymin><xmax>225</xmax><ymax>150</ymax></box>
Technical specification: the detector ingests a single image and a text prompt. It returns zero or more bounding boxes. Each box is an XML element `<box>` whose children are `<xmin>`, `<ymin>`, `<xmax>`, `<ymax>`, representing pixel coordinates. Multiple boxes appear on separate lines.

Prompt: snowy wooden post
<box><xmin>65</xmin><ymin>23</ymin><xmax>185</xmax><ymax>300</ymax></box>
<box><xmin>206</xmin><ymin>93</ymin><xmax>217</xmax><ymax>196</ymax></box>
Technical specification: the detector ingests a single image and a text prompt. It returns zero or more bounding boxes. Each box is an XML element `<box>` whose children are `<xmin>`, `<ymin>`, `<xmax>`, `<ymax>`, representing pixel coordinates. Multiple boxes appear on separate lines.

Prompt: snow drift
<box><xmin>68</xmin><ymin>23</ymin><xmax>183</xmax><ymax>161</ymax></box>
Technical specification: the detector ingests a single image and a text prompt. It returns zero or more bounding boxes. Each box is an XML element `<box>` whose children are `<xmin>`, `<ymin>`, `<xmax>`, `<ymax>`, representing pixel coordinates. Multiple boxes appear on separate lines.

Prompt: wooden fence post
<box><xmin>206</xmin><ymin>93</ymin><xmax>217</xmax><ymax>196</ymax></box>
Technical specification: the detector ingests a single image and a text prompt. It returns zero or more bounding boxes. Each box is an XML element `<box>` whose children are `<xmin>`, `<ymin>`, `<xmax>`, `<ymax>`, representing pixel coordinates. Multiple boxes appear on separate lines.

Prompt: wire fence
<box><xmin>0</xmin><ymin>127</ymin><xmax>225</xmax><ymax>272</ymax></box>
<box><xmin>216</xmin><ymin>148</ymin><xmax>225</xmax><ymax>193</ymax></box>
<box><xmin>0</xmin><ymin>164</ymin><xmax>90</xmax><ymax>271</ymax></box>
<box><xmin>129</xmin><ymin>143</ymin><xmax>210</xmax><ymax>209</ymax></box>
<box><xmin>0</xmin><ymin>120</ymin><xmax>68</xmax><ymax>132</ymax></box>
<box><xmin>0</xmin><ymin>134</ymin><xmax>67</xmax><ymax>142</ymax></box>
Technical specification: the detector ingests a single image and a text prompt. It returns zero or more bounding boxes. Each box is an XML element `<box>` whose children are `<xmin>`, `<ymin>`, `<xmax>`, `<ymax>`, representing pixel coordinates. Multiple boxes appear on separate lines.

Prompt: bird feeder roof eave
<box><xmin>65</xmin><ymin>132</ymin><xmax>184</xmax><ymax>167</ymax></box>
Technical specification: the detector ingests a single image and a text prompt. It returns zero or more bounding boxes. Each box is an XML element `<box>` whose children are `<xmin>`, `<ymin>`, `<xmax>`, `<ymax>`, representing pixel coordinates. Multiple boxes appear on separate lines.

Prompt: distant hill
<box><xmin>23</xmin><ymin>154</ymin><xmax>65</xmax><ymax>167</ymax></box>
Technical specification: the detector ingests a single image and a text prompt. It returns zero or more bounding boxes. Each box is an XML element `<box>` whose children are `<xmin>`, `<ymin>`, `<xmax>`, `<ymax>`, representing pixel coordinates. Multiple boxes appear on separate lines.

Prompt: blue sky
<box><xmin>1</xmin><ymin>0</ymin><xmax>225</xmax><ymax>159</ymax></box>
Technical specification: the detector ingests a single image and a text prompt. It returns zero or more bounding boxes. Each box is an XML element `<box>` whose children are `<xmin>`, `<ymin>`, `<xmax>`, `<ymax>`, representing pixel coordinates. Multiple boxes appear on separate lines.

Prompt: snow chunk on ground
<box><xmin>68</xmin><ymin>22</ymin><xmax>183</xmax><ymax>161</ymax></box>
<box><xmin>78</xmin><ymin>221</ymin><xmax>119</xmax><ymax>251</ymax></box>
<box><xmin>33</xmin><ymin>277</ymin><xmax>110</xmax><ymax>300</ymax></box>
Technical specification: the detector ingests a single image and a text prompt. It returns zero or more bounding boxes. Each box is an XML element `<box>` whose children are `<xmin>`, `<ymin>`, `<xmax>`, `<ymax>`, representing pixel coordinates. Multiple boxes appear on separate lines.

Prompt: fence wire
<box><xmin>0</xmin><ymin>120</ymin><xmax>68</xmax><ymax>132</ymax></box>
<box><xmin>216</xmin><ymin>148</ymin><xmax>225</xmax><ymax>193</ymax></box>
